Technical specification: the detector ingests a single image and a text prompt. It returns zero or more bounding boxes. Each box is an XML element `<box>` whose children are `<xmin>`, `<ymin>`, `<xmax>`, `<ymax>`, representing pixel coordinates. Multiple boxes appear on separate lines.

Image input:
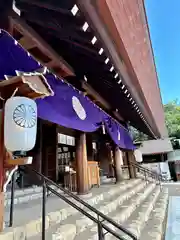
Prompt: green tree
<box><xmin>130</xmin><ymin>99</ymin><xmax>180</xmax><ymax>143</ymax></box>
<box><xmin>130</xmin><ymin>126</ymin><xmax>149</xmax><ymax>142</ymax></box>
<box><xmin>164</xmin><ymin>100</ymin><xmax>180</xmax><ymax>138</ymax></box>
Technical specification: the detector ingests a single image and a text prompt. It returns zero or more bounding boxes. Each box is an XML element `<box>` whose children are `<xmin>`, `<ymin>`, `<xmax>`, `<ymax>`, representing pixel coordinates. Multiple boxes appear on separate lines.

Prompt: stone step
<box><xmin>105</xmin><ymin>187</ymin><xmax>168</xmax><ymax>240</ymax></box>
<box><xmin>139</xmin><ymin>188</ymin><xmax>168</xmax><ymax>240</ymax></box>
<box><xmin>4</xmin><ymin>179</ymin><xmax>141</xmax><ymax>227</ymax></box>
<box><xmin>27</xmin><ymin>179</ymin><xmax>146</xmax><ymax>240</ymax></box>
<box><xmin>120</xmin><ymin>187</ymin><xmax>161</xmax><ymax>239</ymax></box>
<box><xmin>4</xmin><ymin>178</ymin><xmax>141</xmax><ymax>207</ymax></box>
<box><xmin>50</xmin><ymin>186</ymin><xmax>168</xmax><ymax>240</ymax></box>
<box><xmin>37</xmin><ymin>180</ymin><xmax>148</xmax><ymax>240</ymax></box>
<box><xmin>75</xmin><ymin>183</ymin><xmax>156</xmax><ymax>240</ymax></box>
<box><xmin>1</xmin><ymin>179</ymin><xmax>141</xmax><ymax>239</ymax></box>
<box><xmin>4</xmin><ymin>186</ymin><xmax>42</xmax><ymax>207</ymax></box>
<box><xmin>29</xmin><ymin>183</ymin><xmax>168</xmax><ymax>240</ymax></box>
<box><xmin>5</xmin><ymin>184</ymin><xmax>65</xmax><ymax>207</ymax></box>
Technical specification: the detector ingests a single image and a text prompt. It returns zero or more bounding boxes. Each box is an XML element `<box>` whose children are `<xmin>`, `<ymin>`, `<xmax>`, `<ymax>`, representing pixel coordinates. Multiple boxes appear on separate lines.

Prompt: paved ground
<box><xmin>162</xmin><ymin>183</ymin><xmax>180</xmax><ymax>240</ymax></box>
<box><xmin>162</xmin><ymin>182</ymin><xmax>180</xmax><ymax>196</ymax></box>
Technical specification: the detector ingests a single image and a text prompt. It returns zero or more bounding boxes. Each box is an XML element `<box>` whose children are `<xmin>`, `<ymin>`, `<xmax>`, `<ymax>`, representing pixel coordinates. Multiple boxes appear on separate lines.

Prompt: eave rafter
<box><xmin>1</xmin><ymin>0</ymin><xmax>159</xmax><ymax>137</ymax></box>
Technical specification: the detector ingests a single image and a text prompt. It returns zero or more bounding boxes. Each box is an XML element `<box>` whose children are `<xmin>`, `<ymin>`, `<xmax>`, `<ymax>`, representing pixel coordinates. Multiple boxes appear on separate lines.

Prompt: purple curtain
<box><xmin>36</xmin><ymin>74</ymin><xmax>103</xmax><ymax>132</ymax></box>
<box><xmin>103</xmin><ymin>115</ymin><xmax>135</xmax><ymax>150</ymax></box>
<box><xmin>0</xmin><ymin>30</ymin><xmax>41</xmax><ymax>80</ymax></box>
<box><xmin>0</xmin><ymin>29</ymin><xmax>134</xmax><ymax>150</ymax></box>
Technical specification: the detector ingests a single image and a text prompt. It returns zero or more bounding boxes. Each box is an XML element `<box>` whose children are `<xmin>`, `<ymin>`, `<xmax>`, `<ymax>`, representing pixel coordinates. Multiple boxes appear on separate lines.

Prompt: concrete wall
<box><xmin>168</xmin><ymin>150</ymin><xmax>180</xmax><ymax>161</ymax></box>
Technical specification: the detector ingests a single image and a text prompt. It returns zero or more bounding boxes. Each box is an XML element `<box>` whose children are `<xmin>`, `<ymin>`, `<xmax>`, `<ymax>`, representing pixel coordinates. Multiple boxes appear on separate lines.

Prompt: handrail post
<box><xmin>97</xmin><ymin>214</ymin><xmax>104</xmax><ymax>240</ymax></box>
<box><xmin>152</xmin><ymin>173</ymin><xmax>154</xmax><ymax>182</ymax></box>
<box><xmin>159</xmin><ymin>176</ymin><xmax>162</xmax><ymax>191</ymax></box>
<box><xmin>156</xmin><ymin>175</ymin><xmax>158</xmax><ymax>185</ymax></box>
<box><xmin>144</xmin><ymin>170</ymin><xmax>147</xmax><ymax>185</ymax></box>
<box><xmin>9</xmin><ymin>171</ymin><xmax>15</xmax><ymax>227</ymax></box>
<box><xmin>97</xmin><ymin>223</ymin><xmax>104</xmax><ymax>239</ymax></box>
<box><xmin>42</xmin><ymin>181</ymin><xmax>47</xmax><ymax>240</ymax></box>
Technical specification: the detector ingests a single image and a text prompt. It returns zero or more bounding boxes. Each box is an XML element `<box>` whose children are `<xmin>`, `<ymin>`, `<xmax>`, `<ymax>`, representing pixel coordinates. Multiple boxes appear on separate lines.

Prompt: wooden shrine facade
<box><xmin>29</xmin><ymin>119</ymin><xmax>134</xmax><ymax>194</ymax></box>
<box><xmin>0</xmin><ymin>0</ymin><xmax>167</xmax><ymax>138</ymax></box>
<box><xmin>0</xmin><ymin>0</ymin><xmax>168</xmax><ymax>231</ymax></box>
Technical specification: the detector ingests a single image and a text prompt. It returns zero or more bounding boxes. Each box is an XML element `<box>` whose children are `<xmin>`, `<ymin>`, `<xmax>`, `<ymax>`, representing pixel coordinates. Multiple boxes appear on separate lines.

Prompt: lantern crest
<box><xmin>4</xmin><ymin>97</ymin><xmax>37</xmax><ymax>153</ymax></box>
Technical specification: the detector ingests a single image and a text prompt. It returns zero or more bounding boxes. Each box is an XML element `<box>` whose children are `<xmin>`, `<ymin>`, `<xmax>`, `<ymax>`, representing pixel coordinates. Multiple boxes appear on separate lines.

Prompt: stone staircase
<box><xmin>1</xmin><ymin>178</ymin><xmax>168</xmax><ymax>240</ymax></box>
<box><xmin>5</xmin><ymin>185</ymin><xmax>43</xmax><ymax>208</ymax></box>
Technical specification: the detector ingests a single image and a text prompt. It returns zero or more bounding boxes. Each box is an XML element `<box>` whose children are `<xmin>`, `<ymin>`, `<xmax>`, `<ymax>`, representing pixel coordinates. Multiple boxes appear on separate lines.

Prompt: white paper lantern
<box><xmin>4</xmin><ymin>97</ymin><xmax>37</xmax><ymax>152</ymax></box>
<box><xmin>134</xmin><ymin>149</ymin><xmax>143</xmax><ymax>163</ymax></box>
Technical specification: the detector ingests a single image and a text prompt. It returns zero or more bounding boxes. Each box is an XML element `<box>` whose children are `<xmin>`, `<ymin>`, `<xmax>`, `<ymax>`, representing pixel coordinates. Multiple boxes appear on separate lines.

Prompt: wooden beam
<box><xmin>9</xmin><ymin>12</ymin><xmax>74</xmax><ymax>77</ymax></box>
<box><xmin>46</xmin><ymin>60</ymin><xmax>57</xmax><ymax>68</ymax></box>
<box><xmin>82</xmin><ymin>82</ymin><xmax>111</xmax><ymax>110</ymax></box>
<box><xmin>18</xmin><ymin>14</ymin><xmax>93</xmax><ymax>53</ymax></box>
<box><xmin>19</xmin><ymin>36</ymin><xmax>36</xmax><ymax>50</ymax></box>
<box><xmin>18</xmin><ymin>0</ymin><xmax>72</xmax><ymax>15</ymax></box>
<box><xmin>82</xmin><ymin>81</ymin><xmax>124</xmax><ymax>121</ymax></box>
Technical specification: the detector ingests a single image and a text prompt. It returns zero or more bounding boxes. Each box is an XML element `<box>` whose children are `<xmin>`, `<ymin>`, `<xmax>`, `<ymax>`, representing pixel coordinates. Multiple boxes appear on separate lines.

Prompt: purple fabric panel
<box><xmin>0</xmin><ymin>31</ymin><xmax>41</xmax><ymax>80</ymax></box>
<box><xmin>36</xmin><ymin>74</ymin><xmax>103</xmax><ymax>132</ymax></box>
<box><xmin>103</xmin><ymin>115</ymin><xmax>135</xmax><ymax>150</ymax></box>
<box><xmin>0</xmin><ymin>30</ymin><xmax>134</xmax><ymax>149</ymax></box>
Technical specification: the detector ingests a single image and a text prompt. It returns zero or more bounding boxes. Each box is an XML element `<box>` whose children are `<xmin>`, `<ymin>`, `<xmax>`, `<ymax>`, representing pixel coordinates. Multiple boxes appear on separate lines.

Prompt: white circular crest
<box><xmin>72</xmin><ymin>96</ymin><xmax>86</xmax><ymax>120</ymax></box>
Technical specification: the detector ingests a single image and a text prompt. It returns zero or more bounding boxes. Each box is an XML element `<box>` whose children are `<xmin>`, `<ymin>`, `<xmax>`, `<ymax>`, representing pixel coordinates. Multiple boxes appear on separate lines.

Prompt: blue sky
<box><xmin>145</xmin><ymin>0</ymin><xmax>180</xmax><ymax>104</ymax></box>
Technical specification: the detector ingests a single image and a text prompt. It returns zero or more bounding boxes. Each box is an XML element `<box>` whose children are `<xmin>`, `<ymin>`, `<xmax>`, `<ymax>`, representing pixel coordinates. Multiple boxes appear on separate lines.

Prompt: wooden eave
<box><xmin>77</xmin><ymin>0</ymin><xmax>160</xmax><ymax>138</ymax></box>
<box><xmin>10</xmin><ymin>12</ymin><xmax>74</xmax><ymax>78</ymax></box>
<box><xmin>0</xmin><ymin>0</ymin><xmax>160</xmax><ymax>137</ymax></box>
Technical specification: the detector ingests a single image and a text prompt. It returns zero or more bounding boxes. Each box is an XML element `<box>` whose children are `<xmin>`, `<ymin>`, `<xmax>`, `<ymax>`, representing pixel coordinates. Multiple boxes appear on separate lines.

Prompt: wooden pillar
<box><xmin>114</xmin><ymin>147</ymin><xmax>124</xmax><ymax>182</ymax></box>
<box><xmin>76</xmin><ymin>132</ymin><xmax>89</xmax><ymax>194</ymax></box>
<box><xmin>127</xmin><ymin>151</ymin><xmax>136</xmax><ymax>179</ymax></box>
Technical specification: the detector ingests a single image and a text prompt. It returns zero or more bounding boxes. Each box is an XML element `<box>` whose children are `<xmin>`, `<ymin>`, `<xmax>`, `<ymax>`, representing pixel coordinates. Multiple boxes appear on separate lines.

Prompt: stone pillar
<box><xmin>127</xmin><ymin>151</ymin><xmax>136</xmax><ymax>179</ymax></box>
<box><xmin>114</xmin><ymin>147</ymin><xmax>124</xmax><ymax>182</ymax></box>
<box><xmin>76</xmin><ymin>132</ymin><xmax>89</xmax><ymax>194</ymax></box>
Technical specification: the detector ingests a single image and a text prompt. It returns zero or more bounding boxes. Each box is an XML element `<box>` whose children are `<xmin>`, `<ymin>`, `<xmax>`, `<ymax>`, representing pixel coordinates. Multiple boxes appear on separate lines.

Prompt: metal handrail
<box><xmin>9</xmin><ymin>166</ymin><xmax>137</xmax><ymax>240</ymax></box>
<box><xmin>130</xmin><ymin>161</ymin><xmax>164</xmax><ymax>181</ymax></box>
<box><xmin>129</xmin><ymin>161</ymin><xmax>163</xmax><ymax>186</ymax></box>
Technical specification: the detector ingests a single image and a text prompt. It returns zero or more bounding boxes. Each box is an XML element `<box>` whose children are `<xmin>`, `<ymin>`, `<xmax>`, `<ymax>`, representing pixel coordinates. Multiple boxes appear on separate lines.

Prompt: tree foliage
<box><xmin>164</xmin><ymin>100</ymin><xmax>180</xmax><ymax>138</ymax></box>
<box><xmin>130</xmin><ymin>100</ymin><xmax>180</xmax><ymax>144</ymax></box>
<box><xmin>130</xmin><ymin>126</ymin><xmax>149</xmax><ymax>142</ymax></box>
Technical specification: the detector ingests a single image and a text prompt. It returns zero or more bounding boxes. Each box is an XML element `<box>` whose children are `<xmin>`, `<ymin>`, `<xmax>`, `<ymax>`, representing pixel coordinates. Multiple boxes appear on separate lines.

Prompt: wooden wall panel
<box><xmin>41</xmin><ymin>121</ymin><xmax>57</xmax><ymax>182</ymax></box>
